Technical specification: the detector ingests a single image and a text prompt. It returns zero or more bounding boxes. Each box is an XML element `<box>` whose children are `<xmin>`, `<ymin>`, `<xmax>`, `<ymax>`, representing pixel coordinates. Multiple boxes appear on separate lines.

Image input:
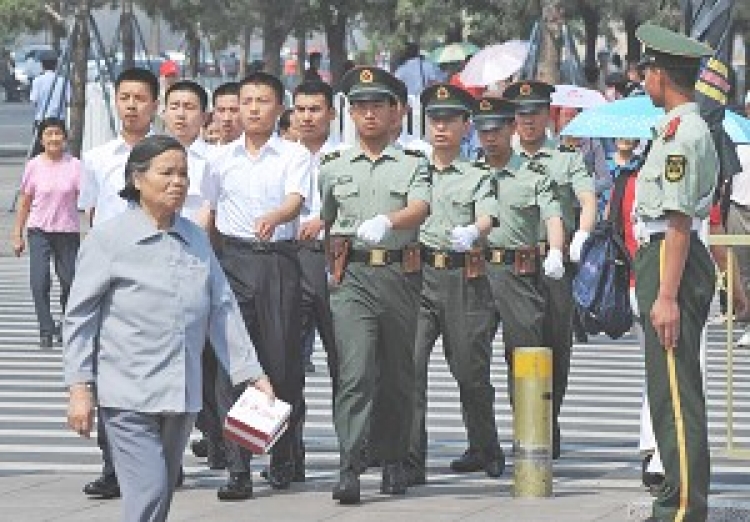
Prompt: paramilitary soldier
<box><xmin>634</xmin><ymin>23</ymin><xmax>716</xmax><ymax>522</ymax></box>
<box><xmin>503</xmin><ymin>80</ymin><xmax>596</xmax><ymax>458</ymax></box>
<box><xmin>472</xmin><ymin>95</ymin><xmax>566</xmax><ymax>432</ymax></box>
<box><xmin>319</xmin><ymin>66</ymin><xmax>431</xmax><ymax>504</ymax></box>
<box><xmin>405</xmin><ymin>84</ymin><xmax>503</xmax><ymax>486</ymax></box>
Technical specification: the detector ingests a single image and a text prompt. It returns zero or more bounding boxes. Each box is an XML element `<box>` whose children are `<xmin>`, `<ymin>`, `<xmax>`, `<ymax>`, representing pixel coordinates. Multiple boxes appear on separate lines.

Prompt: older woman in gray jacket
<box><xmin>63</xmin><ymin>135</ymin><xmax>273</xmax><ymax>522</ymax></box>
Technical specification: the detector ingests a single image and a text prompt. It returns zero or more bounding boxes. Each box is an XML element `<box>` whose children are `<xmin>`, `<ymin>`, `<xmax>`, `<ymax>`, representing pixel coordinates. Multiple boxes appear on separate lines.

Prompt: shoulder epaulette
<box><xmin>404</xmin><ymin>148</ymin><xmax>425</xmax><ymax>158</ymax></box>
<box><xmin>558</xmin><ymin>144</ymin><xmax>575</xmax><ymax>153</ymax></box>
<box><xmin>472</xmin><ymin>161</ymin><xmax>490</xmax><ymax>171</ymax></box>
<box><xmin>320</xmin><ymin>151</ymin><xmax>341</xmax><ymax>165</ymax></box>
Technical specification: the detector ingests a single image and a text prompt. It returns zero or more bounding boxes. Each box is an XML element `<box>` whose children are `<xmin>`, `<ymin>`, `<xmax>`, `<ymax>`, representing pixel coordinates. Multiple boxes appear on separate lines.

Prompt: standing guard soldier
<box><xmin>472</xmin><ymin>95</ymin><xmax>566</xmax><ymax>449</ymax></box>
<box><xmin>405</xmin><ymin>84</ymin><xmax>503</xmax><ymax>486</ymax></box>
<box><xmin>319</xmin><ymin>66</ymin><xmax>431</xmax><ymax>504</ymax></box>
<box><xmin>634</xmin><ymin>23</ymin><xmax>716</xmax><ymax>522</ymax></box>
<box><xmin>503</xmin><ymin>80</ymin><xmax>596</xmax><ymax>459</ymax></box>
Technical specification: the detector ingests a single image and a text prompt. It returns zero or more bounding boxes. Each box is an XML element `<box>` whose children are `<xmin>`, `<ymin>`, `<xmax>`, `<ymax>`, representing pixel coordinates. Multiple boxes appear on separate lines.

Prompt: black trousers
<box><xmin>27</xmin><ymin>229</ymin><xmax>79</xmax><ymax>336</ymax></box>
<box><xmin>218</xmin><ymin>239</ymin><xmax>304</xmax><ymax>471</ymax></box>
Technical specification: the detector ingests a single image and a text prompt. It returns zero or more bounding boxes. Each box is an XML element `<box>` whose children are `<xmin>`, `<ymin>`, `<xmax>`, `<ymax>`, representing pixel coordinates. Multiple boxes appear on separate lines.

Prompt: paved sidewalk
<box><xmin>0</xmin><ymin>471</ymin><xmax>647</xmax><ymax>522</ymax></box>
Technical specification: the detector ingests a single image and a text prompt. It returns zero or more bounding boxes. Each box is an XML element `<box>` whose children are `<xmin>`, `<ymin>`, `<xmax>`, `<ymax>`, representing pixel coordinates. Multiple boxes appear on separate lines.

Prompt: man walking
<box><xmin>319</xmin><ymin>66</ymin><xmax>430</xmax><ymax>504</ymax></box>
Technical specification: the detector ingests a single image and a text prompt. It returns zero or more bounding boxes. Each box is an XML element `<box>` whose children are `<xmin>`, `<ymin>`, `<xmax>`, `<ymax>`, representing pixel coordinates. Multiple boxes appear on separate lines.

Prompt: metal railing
<box><xmin>708</xmin><ymin>233</ymin><xmax>750</xmax><ymax>459</ymax></box>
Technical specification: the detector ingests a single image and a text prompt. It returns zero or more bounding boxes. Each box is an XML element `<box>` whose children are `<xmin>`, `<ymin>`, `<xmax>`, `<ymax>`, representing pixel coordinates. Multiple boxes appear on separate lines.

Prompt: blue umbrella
<box><xmin>561</xmin><ymin>95</ymin><xmax>750</xmax><ymax>144</ymax></box>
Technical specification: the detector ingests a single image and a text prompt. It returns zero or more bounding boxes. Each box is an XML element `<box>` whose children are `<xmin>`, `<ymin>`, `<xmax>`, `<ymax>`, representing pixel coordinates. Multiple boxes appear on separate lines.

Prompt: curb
<box><xmin>629</xmin><ymin>498</ymin><xmax>750</xmax><ymax>521</ymax></box>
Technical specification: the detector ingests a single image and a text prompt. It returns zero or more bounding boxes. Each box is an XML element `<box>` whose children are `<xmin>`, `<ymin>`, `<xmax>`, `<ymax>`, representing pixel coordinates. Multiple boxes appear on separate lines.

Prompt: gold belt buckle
<box><xmin>369</xmin><ymin>248</ymin><xmax>387</xmax><ymax>266</ymax></box>
<box><xmin>434</xmin><ymin>252</ymin><xmax>448</xmax><ymax>269</ymax></box>
<box><xmin>491</xmin><ymin>248</ymin><xmax>505</xmax><ymax>264</ymax></box>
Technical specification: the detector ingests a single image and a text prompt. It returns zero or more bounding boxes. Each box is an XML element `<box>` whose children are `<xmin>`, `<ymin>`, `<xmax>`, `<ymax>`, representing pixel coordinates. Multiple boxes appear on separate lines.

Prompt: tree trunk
<box><xmin>537</xmin><ymin>0</ymin><xmax>563</xmax><ymax>84</ymax></box>
<box><xmin>69</xmin><ymin>0</ymin><xmax>90</xmax><ymax>158</ymax></box>
<box><xmin>623</xmin><ymin>16</ymin><xmax>640</xmax><ymax>66</ymax></box>
<box><xmin>240</xmin><ymin>26</ymin><xmax>251</xmax><ymax>78</ymax></box>
<box><xmin>262</xmin><ymin>17</ymin><xmax>286</xmax><ymax>77</ymax></box>
<box><xmin>325</xmin><ymin>9</ymin><xmax>347</xmax><ymax>87</ymax></box>
<box><xmin>581</xmin><ymin>6</ymin><xmax>599</xmax><ymax>87</ymax></box>
<box><xmin>186</xmin><ymin>26</ymin><xmax>200</xmax><ymax>78</ymax></box>
<box><xmin>297</xmin><ymin>27</ymin><xmax>307</xmax><ymax>85</ymax></box>
<box><xmin>121</xmin><ymin>0</ymin><xmax>135</xmax><ymax>69</ymax></box>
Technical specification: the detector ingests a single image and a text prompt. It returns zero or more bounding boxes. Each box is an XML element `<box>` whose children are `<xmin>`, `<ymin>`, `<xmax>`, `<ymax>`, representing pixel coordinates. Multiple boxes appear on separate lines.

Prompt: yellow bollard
<box><xmin>513</xmin><ymin>346</ymin><xmax>553</xmax><ymax>498</ymax></box>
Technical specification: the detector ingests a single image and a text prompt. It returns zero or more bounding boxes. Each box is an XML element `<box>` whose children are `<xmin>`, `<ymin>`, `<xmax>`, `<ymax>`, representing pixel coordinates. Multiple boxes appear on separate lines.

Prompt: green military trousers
<box><xmin>635</xmin><ymin>237</ymin><xmax>714</xmax><ymax>522</ymax></box>
<box><xmin>486</xmin><ymin>264</ymin><xmax>546</xmax><ymax>408</ymax></box>
<box><xmin>407</xmin><ymin>264</ymin><xmax>499</xmax><ymax>472</ymax></box>
<box><xmin>539</xmin><ymin>267</ymin><xmax>574</xmax><ymax>435</ymax></box>
<box><xmin>330</xmin><ymin>261</ymin><xmax>422</xmax><ymax>473</ymax></box>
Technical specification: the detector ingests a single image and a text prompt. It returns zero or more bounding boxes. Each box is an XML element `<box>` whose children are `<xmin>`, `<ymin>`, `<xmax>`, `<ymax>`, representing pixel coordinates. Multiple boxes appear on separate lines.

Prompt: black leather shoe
<box><xmin>83</xmin><ymin>474</ymin><xmax>120</xmax><ymax>499</ymax></box>
<box><xmin>404</xmin><ymin>463</ymin><xmax>426</xmax><ymax>486</ymax></box>
<box><xmin>641</xmin><ymin>454</ymin><xmax>665</xmax><ymax>495</ymax></box>
<box><xmin>332</xmin><ymin>471</ymin><xmax>360</xmax><ymax>504</ymax></box>
<box><xmin>217</xmin><ymin>472</ymin><xmax>253</xmax><ymax>501</ymax></box>
<box><xmin>450</xmin><ymin>449</ymin><xmax>484</xmax><ymax>473</ymax></box>
<box><xmin>266</xmin><ymin>462</ymin><xmax>294</xmax><ymax>490</ymax></box>
<box><xmin>191</xmin><ymin>438</ymin><xmax>208</xmax><ymax>458</ymax></box>
<box><xmin>380</xmin><ymin>462</ymin><xmax>407</xmax><ymax>495</ymax></box>
<box><xmin>39</xmin><ymin>334</ymin><xmax>53</xmax><ymax>349</ymax></box>
<box><xmin>483</xmin><ymin>451</ymin><xmax>506</xmax><ymax>478</ymax></box>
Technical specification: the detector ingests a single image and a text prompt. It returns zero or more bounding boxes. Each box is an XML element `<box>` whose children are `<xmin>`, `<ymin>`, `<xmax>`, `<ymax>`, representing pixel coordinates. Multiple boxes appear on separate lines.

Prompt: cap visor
<box><xmin>426</xmin><ymin>107</ymin><xmax>468</xmax><ymax>119</ymax></box>
<box><xmin>348</xmin><ymin>86</ymin><xmax>394</xmax><ymax>102</ymax></box>
<box><xmin>474</xmin><ymin>117</ymin><xmax>512</xmax><ymax>131</ymax></box>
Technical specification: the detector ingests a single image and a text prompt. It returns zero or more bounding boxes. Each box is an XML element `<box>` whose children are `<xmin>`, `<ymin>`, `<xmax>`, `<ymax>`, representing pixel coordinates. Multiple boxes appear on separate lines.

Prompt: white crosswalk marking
<box><xmin>0</xmin><ymin>256</ymin><xmax>747</xmax><ymax>494</ymax></box>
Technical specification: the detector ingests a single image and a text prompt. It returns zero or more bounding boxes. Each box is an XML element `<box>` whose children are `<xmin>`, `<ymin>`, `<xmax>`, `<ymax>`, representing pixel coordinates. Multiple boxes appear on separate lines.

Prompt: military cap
<box><xmin>340</xmin><ymin>66</ymin><xmax>400</xmax><ymax>102</ymax></box>
<box><xmin>473</xmin><ymin>96</ymin><xmax>515</xmax><ymax>131</ymax></box>
<box><xmin>503</xmin><ymin>80</ymin><xmax>554</xmax><ymax>114</ymax></box>
<box><xmin>420</xmin><ymin>83</ymin><xmax>475</xmax><ymax>118</ymax></box>
<box><xmin>636</xmin><ymin>23</ymin><xmax>713</xmax><ymax>70</ymax></box>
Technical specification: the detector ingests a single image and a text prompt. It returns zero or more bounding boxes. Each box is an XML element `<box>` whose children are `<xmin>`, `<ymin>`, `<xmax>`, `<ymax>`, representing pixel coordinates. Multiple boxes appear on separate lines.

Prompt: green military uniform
<box><xmin>319</xmin><ymin>66</ymin><xmax>431</xmax><ymax>502</ymax></box>
<box><xmin>504</xmin><ymin>81</ymin><xmax>595</xmax><ymax>456</ymax></box>
<box><xmin>634</xmin><ymin>24</ymin><xmax>716</xmax><ymax>522</ymax></box>
<box><xmin>407</xmin><ymin>84</ymin><xmax>503</xmax><ymax>481</ymax></box>
<box><xmin>476</xmin><ymin>97</ymin><xmax>563</xmax><ymax>407</ymax></box>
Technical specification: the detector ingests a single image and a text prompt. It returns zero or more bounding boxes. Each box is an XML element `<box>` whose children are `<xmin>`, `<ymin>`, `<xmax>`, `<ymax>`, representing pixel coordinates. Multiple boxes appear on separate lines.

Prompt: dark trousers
<box><xmin>27</xmin><ymin>229</ymin><xmax>79</xmax><ymax>336</ymax></box>
<box><xmin>539</xmin><ymin>265</ymin><xmax>575</xmax><ymax>429</ymax></box>
<box><xmin>635</xmin><ymin>238</ymin><xmax>713</xmax><ymax>522</ymax></box>
<box><xmin>486</xmin><ymin>265</ymin><xmax>546</xmax><ymax>409</ymax></box>
<box><xmin>194</xmin><ymin>346</ymin><xmax>224</xmax><ymax>456</ymax></box>
<box><xmin>408</xmin><ymin>266</ymin><xmax>499</xmax><ymax>471</ymax></box>
<box><xmin>218</xmin><ymin>239</ymin><xmax>304</xmax><ymax>472</ymax></box>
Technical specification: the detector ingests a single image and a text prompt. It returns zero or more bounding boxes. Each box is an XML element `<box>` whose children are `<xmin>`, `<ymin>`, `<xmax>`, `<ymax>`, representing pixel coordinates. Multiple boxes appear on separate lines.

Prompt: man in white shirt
<box><xmin>77</xmin><ymin>67</ymin><xmax>159</xmax><ymax>501</ymax></box>
<box><xmin>205</xmin><ymin>72</ymin><xmax>312</xmax><ymax>499</ymax></box>
<box><xmin>394</xmin><ymin>42</ymin><xmax>446</xmax><ymax>96</ymax></box>
<box><xmin>29</xmin><ymin>52</ymin><xmax>69</xmax><ymax>126</ymax></box>
<box><xmin>79</xmin><ymin>68</ymin><xmax>158</xmax><ymax>228</ymax></box>
<box><xmin>211</xmin><ymin>82</ymin><xmax>243</xmax><ymax>146</ymax></box>
<box><xmin>392</xmin><ymin>78</ymin><xmax>432</xmax><ymax>156</ymax></box>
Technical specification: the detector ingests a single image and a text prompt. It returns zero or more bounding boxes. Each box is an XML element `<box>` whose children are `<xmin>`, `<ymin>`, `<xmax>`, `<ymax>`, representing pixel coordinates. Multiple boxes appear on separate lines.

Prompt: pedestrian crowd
<box><xmin>9</xmin><ymin>21</ymin><xmax>750</xmax><ymax>522</ymax></box>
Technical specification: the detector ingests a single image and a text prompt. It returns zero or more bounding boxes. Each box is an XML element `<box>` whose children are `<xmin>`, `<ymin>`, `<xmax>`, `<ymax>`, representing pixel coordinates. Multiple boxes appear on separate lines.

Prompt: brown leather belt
<box><xmin>422</xmin><ymin>248</ymin><xmax>468</xmax><ymax>269</ymax></box>
<box><xmin>349</xmin><ymin>248</ymin><xmax>403</xmax><ymax>266</ymax></box>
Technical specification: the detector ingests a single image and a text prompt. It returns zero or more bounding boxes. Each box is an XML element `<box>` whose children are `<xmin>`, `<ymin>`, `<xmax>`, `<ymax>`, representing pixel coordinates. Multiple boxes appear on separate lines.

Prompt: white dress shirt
<box><xmin>300</xmin><ymin>137</ymin><xmax>344</xmax><ymax>233</ymax></box>
<box><xmin>78</xmin><ymin>136</ymin><xmax>134</xmax><ymax>227</ymax></box>
<box><xmin>181</xmin><ymin>137</ymin><xmax>217</xmax><ymax>222</ymax></box>
<box><xmin>206</xmin><ymin>134</ymin><xmax>312</xmax><ymax>241</ymax></box>
<box><xmin>30</xmin><ymin>70</ymin><xmax>70</xmax><ymax>121</ymax></box>
<box><xmin>731</xmin><ymin>144</ymin><xmax>750</xmax><ymax>207</ymax></box>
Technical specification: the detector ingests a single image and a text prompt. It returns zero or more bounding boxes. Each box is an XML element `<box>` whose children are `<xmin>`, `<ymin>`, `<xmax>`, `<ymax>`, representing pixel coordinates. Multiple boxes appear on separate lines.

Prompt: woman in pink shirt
<box><xmin>11</xmin><ymin>118</ymin><xmax>82</xmax><ymax>348</ymax></box>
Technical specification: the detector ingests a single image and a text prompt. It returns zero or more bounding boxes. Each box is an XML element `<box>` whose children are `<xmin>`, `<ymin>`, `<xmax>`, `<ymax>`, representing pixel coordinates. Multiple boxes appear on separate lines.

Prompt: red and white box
<box><xmin>223</xmin><ymin>387</ymin><xmax>291</xmax><ymax>454</ymax></box>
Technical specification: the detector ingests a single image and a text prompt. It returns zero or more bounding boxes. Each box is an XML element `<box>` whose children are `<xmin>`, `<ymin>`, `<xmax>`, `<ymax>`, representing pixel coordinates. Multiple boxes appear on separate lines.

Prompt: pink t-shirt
<box><xmin>20</xmin><ymin>154</ymin><xmax>82</xmax><ymax>233</ymax></box>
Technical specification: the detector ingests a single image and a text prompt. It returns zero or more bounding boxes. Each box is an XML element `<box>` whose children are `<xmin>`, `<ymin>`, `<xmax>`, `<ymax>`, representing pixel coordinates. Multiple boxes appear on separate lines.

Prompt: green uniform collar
<box><xmin>350</xmin><ymin>143</ymin><xmax>401</xmax><ymax>163</ymax></box>
<box><xmin>654</xmin><ymin>102</ymin><xmax>699</xmax><ymax>135</ymax></box>
<box><xmin>493</xmin><ymin>152</ymin><xmax>524</xmax><ymax>177</ymax></box>
<box><xmin>429</xmin><ymin>156</ymin><xmax>469</xmax><ymax>175</ymax></box>
<box><xmin>515</xmin><ymin>137</ymin><xmax>557</xmax><ymax>159</ymax></box>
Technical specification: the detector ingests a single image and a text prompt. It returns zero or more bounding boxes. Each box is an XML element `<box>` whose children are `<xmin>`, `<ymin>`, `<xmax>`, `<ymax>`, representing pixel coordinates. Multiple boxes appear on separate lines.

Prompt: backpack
<box><xmin>572</xmin><ymin>170</ymin><xmax>634</xmax><ymax>339</ymax></box>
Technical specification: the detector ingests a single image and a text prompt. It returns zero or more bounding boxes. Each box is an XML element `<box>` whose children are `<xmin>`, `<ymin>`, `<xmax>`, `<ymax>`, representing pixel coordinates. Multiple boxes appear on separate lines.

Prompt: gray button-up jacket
<box><xmin>63</xmin><ymin>206</ymin><xmax>264</xmax><ymax>413</ymax></box>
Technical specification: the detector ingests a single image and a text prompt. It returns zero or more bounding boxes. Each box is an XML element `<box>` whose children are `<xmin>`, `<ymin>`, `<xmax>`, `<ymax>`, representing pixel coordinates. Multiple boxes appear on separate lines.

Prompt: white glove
<box><xmin>569</xmin><ymin>230</ymin><xmax>590</xmax><ymax>263</ymax></box>
<box><xmin>356</xmin><ymin>214</ymin><xmax>393</xmax><ymax>244</ymax></box>
<box><xmin>543</xmin><ymin>248</ymin><xmax>565</xmax><ymax>280</ymax></box>
<box><xmin>450</xmin><ymin>224</ymin><xmax>480</xmax><ymax>252</ymax></box>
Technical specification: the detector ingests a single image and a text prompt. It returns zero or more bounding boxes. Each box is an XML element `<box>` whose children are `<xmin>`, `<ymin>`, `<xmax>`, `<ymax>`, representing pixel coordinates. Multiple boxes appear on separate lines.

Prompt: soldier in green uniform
<box><xmin>319</xmin><ymin>66</ymin><xmax>431</xmax><ymax>504</ymax></box>
<box><xmin>472</xmin><ymin>95</ymin><xmax>565</xmax><ymax>417</ymax></box>
<box><xmin>503</xmin><ymin>81</ymin><xmax>596</xmax><ymax>459</ymax></box>
<box><xmin>634</xmin><ymin>23</ymin><xmax>716</xmax><ymax>522</ymax></box>
<box><xmin>405</xmin><ymin>84</ymin><xmax>503</xmax><ymax>485</ymax></box>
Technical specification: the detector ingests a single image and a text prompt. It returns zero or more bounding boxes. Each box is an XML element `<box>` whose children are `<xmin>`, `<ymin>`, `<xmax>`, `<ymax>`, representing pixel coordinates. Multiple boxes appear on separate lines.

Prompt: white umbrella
<box><xmin>459</xmin><ymin>40</ymin><xmax>529</xmax><ymax>87</ymax></box>
<box><xmin>551</xmin><ymin>85</ymin><xmax>606</xmax><ymax>109</ymax></box>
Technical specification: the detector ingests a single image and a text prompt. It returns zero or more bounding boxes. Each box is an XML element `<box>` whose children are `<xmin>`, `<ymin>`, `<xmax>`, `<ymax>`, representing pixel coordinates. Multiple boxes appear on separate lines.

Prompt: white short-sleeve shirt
<box><xmin>79</xmin><ymin>136</ymin><xmax>133</xmax><ymax>227</ymax></box>
<box><xmin>181</xmin><ymin>137</ymin><xmax>217</xmax><ymax>222</ymax></box>
<box><xmin>206</xmin><ymin>134</ymin><xmax>312</xmax><ymax>241</ymax></box>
